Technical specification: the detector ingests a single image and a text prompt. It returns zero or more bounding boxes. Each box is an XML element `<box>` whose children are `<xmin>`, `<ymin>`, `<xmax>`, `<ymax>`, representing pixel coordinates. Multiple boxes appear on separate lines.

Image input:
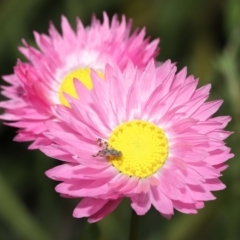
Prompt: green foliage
<box><xmin>0</xmin><ymin>0</ymin><xmax>239</xmax><ymax>239</ymax></box>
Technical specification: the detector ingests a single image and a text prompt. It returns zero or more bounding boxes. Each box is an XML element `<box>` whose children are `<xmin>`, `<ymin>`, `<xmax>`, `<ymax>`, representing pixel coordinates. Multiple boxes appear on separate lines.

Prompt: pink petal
<box><xmin>150</xmin><ymin>186</ymin><xmax>174</xmax><ymax>215</ymax></box>
<box><xmin>88</xmin><ymin>198</ymin><xmax>122</xmax><ymax>223</ymax></box>
<box><xmin>172</xmin><ymin>201</ymin><xmax>197</xmax><ymax>214</ymax></box>
<box><xmin>191</xmin><ymin>100</ymin><xmax>223</xmax><ymax>120</ymax></box>
<box><xmin>187</xmin><ymin>185</ymin><xmax>216</xmax><ymax>201</ymax></box>
<box><xmin>73</xmin><ymin>198</ymin><xmax>109</xmax><ymax>218</ymax></box>
<box><xmin>204</xmin><ymin>179</ymin><xmax>226</xmax><ymax>191</ymax></box>
<box><xmin>131</xmin><ymin>192</ymin><xmax>151</xmax><ymax>215</ymax></box>
<box><xmin>158</xmin><ymin>177</ymin><xmax>182</xmax><ymax>201</ymax></box>
<box><xmin>159</xmin><ymin>168</ymin><xmax>186</xmax><ymax>188</ymax></box>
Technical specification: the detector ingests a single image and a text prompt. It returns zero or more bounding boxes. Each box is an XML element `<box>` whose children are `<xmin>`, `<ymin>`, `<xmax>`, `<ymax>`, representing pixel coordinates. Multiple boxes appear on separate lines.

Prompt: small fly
<box><xmin>92</xmin><ymin>138</ymin><xmax>122</xmax><ymax>158</ymax></box>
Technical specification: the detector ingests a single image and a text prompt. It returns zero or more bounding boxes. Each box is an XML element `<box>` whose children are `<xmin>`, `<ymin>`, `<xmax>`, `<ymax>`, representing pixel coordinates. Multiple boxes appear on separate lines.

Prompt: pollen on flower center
<box><xmin>108</xmin><ymin>120</ymin><xmax>169</xmax><ymax>178</ymax></box>
<box><xmin>59</xmin><ymin>68</ymin><xmax>103</xmax><ymax>107</ymax></box>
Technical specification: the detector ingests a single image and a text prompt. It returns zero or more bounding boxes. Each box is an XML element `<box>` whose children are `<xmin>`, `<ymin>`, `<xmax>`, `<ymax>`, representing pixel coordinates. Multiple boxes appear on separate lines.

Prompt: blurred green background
<box><xmin>0</xmin><ymin>0</ymin><xmax>240</xmax><ymax>239</ymax></box>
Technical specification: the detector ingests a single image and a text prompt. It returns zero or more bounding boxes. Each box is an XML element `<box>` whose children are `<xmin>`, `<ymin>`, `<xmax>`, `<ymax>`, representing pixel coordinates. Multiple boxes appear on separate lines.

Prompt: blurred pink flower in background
<box><xmin>0</xmin><ymin>13</ymin><xmax>159</xmax><ymax>148</ymax></box>
<box><xmin>41</xmin><ymin>60</ymin><xmax>233</xmax><ymax>222</ymax></box>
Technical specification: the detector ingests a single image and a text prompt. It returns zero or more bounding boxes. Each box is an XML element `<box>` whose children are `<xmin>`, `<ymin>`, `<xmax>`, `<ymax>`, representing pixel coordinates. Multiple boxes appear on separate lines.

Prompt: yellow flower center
<box><xmin>108</xmin><ymin>120</ymin><xmax>169</xmax><ymax>178</ymax></box>
<box><xmin>59</xmin><ymin>68</ymin><xmax>103</xmax><ymax>107</ymax></box>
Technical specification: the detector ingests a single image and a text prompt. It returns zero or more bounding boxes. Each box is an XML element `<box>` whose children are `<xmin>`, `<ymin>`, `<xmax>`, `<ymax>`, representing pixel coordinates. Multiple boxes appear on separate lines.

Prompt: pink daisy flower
<box><xmin>0</xmin><ymin>12</ymin><xmax>159</xmax><ymax>148</ymax></box>
<box><xmin>41</xmin><ymin>60</ymin><xmax>233</xmax><ymax>223</ymax></box>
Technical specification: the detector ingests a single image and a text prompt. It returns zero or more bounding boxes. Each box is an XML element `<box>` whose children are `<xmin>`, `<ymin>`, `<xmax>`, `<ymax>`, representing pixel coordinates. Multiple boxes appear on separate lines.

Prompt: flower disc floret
<box><xmin>108</xmin><ymin>120</ymin><xmax>168</xmax><ymax>178</ymax></box>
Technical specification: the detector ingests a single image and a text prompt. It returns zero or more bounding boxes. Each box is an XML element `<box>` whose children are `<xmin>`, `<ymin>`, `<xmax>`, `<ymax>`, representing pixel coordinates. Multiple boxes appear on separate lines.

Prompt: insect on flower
<box><xmin>92</xmin><ymin>138</ymin><xmax>122</xmax><ymax>158</ymax></box>
<box><xmin>42</xmin><ymin>60</ymin><xmax>233</xmax><ymax>223</ymax></box>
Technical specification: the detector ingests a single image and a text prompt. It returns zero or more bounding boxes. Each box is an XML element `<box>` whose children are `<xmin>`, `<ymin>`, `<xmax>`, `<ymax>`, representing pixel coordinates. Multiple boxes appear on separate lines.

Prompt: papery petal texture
<box><xmin>40</xmin><ymin>60</ymin><xmax>233</xmax><ymax>222</ymax></box>
<box><xmin>0</xmin><ymin>13</ymin><xmax>159</xmax><ymax>148</ymax></box>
